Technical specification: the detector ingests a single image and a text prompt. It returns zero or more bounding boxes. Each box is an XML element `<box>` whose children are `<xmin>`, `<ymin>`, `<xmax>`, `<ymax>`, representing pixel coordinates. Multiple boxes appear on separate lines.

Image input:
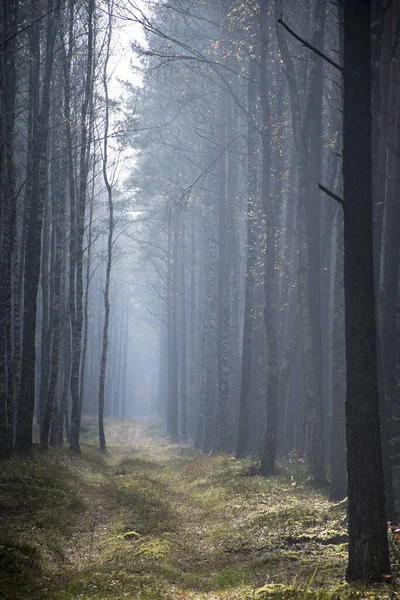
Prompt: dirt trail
<box><xmin>1</xmin><ymin>420</ymin><xmax>388</xmax><ymax>600</ymax></box>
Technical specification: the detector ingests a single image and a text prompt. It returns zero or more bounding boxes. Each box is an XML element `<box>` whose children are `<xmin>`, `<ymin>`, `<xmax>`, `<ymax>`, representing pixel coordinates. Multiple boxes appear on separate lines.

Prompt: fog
<box><xmin>0</xmin><ymin>0</ymin><xmax>399</xmax><ymax>582</ymax></box>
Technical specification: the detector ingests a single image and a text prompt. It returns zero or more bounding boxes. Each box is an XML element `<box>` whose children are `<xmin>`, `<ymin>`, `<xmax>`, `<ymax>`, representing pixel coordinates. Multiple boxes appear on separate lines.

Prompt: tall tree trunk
<box><xmin>202</xmin><ymin>181</ymin><xmax>218</xmax><ymax>453</ymax></box>
<box><xmin>259</xmin><ymin>2</ymin><xmax>279</xmax><ymax>475</ymax></box>
<box><xmin>0</xmin><ymin>0</ymin><xmax>18</xmax><ymax>458</ymax></box>
<box><xmin>15</xmin><ymin>0</ymin><xmax>58</xmax><ymax>454</ymax></box>
<box><xmin>167</xmin><ymin>213</ymin><xmax>179</xmax><ymax>439</ymax></box>
<box><xmin>343</xmin><ymin>0</ymin><xmax>390</xmax><ymax>582</ymax></box>
<box><xmin>378</xmin><ymin>34</ymin><xmax>399</xmax><ymax>522</ymax></box>
<box><xmin>226</xmin><ymin>98</ymin><xmax>241</xmax><ymax>452</ymax></box>
<box><xmin>41</xmin><ymin>139</ymin><xmax>66</xmax><ymax>448</ymax></box>
<box><xmin>70</xmin><ymin>0</ymin><xmax>94</xmax><ymax>453</ymax></box>
<box><xmin>215</xmin><ymin>88</ymin><xmax>230</xmax><ymax>452</ymax></box>
<box><xmin>79</xmin><ymin>149</ymin><xmax>95</xmax><ymax>422</ymax></box>
<box><xmin>179</xmin><ymin>214</ymin><xmax>188</xmax><ymax>440</ymax></box>
<box><xmin>98</xmin><ymin>6</ymin><xmax>114</xmax><ymax>452</ymax></box>
<box><xmin>275</xmin><ymin>0</ymin><xmax>326</xmax><ymax>483</ymax></box>
<box><xmin>329</xmin><ymin>211</ymin><xmax>346</xmax><ymax>501</ymax></box>
<box><xmin>236</xmin><ymin>57</ymin><xmax>258</xmax><ymax>458</ymax></box>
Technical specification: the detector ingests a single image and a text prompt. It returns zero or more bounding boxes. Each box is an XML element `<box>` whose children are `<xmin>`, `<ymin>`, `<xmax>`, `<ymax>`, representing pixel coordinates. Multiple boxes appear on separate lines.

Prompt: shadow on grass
<box><xmin>0</xmin><ymin>422</ymin><xmax>394</xmax><ymax>600</ymax></box>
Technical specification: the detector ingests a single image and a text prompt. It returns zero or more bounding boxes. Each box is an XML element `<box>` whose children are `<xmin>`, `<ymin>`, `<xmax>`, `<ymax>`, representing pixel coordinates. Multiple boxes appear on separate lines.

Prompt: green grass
<box><xmin>0</xmin><ymin>418</ymin><xmax>395</xmax><ymax>599</ymax></box>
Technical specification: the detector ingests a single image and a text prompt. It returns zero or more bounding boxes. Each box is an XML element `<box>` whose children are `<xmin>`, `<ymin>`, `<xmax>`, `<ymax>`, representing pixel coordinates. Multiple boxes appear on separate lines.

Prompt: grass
<box><xmin>0</xmin><ymin>419</ymin><xmax>396</xmax><ymax>599</ymax></box>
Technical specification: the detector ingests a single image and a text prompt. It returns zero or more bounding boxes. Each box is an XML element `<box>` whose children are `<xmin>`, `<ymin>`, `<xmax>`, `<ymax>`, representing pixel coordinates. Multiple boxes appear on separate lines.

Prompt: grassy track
<box><xmin>0</xmin><ymin>420</ymin><xmax>394</xmax><ymax>599</ymax></box>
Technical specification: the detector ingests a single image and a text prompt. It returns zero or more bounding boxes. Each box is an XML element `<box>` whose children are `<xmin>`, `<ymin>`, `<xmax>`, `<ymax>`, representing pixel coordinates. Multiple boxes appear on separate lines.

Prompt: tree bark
<box><xmin>343</xmin><ymin>0</ymin><xmax>390</xmax><ymax>582</ymax></box>
<box><xmin>0</xmin><ymin>0</ymin><xmax>18</xmax><ymax>458</ymax></box>
<box><xmin>15</xmin><ymin>0</ymin><xmax>58</xmax><ymax>454</ymax></box>
<box><xmin>98</xmin><ymin>4</ymin><xmax>114</xmax><ymax>451</ymax></box>
<box><xmin>259</xmin><ymin>2</ymin><xmax>279</xmax><ymax>475</ymax></box>
<box><xmin>179</xmin><ymin>214</ymin><xmax>188</xmax><ymax>440</ymax></box>
<box><xmin>275</xmin><ymin>0</ymin><xmax>326</xmax><ymax>483</ymax></box>
<box><xmin>215</xmin><ymin>87</ymin><xmax>230</xmax><ymax>453</ymax></box>
<box><xmin>329</xmin><ymin>211</ymin><xmax>346</xmax><ymax>501</ymax></box>
<box><xmin>41</xmin><ymin>135</ymin><xmax>66</xmax><ymax>448</ymax></box>
<box><xmin>69</xmin><ymin>0</ymin><xmax>94</xmax><ymax>453</ymax></box>
<box><xmin>236</xmin><ymin>57</ymin><xmax>258</xmax><ymax>458</ymax></box>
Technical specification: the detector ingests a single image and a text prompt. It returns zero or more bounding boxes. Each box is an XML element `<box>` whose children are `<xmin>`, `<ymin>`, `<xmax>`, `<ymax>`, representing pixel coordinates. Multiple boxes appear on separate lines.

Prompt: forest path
<box><xmin>0</xmin><ymin>420</ymin><xmax>390</xmax><ymax>599</ymax></box>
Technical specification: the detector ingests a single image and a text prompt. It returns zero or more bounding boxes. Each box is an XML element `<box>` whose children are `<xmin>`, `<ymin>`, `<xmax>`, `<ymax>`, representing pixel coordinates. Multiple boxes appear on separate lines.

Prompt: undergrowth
<box><xmin>0</xmin><ymin>419</ymin><xmax>395</xmax><ymax>599</ymax></box>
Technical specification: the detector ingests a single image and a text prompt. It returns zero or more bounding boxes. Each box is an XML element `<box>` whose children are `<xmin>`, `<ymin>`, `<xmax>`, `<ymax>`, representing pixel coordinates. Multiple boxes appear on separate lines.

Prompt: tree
<box><xmin>259</xmin><ymin>0</ymin><xmax>279</xmax><ymax>475</ymax></box>
<box><xmin>69</xmin><ymin>0</ymin><xmax>95</xmax><ymax>454</ymax></box>
<box><xmin>274</xmin><ymin>0</ymin><xmax>327</xmax><ymax>483</ymax></box>
<box><xmin>15</xmin><ymin>0</ymin><xmax>59</xmax><ymax>455</ymax></box>
<box><xmin>236</xmin><ymin>55</ymin><xmax>259</xmax><ymax>459</ymax></box>
<box><xmin>98</xmin><ymin>0</ymin><xmax>115</xmax><ymax>453</ymax></box>
<box><xmin>0</xmin><ymin>0</ymin><xmax>18</xmax><ymax>458</ymax></box>
<box><xmin>343</xmin><ymin>0</ymin><xmax>390</xmax><ymax>582</ymax></box>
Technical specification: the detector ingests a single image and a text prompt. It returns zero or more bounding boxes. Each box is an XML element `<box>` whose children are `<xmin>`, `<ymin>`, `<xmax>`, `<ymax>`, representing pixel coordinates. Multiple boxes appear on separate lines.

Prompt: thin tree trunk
<box><xmin>179</xmin><ymin>214</ymin><xmax>188</xmax><ymax>440</ymax></box>
<box><xmin>236</xmin><ymin>57</ymin><xmax>258</xmax><ymax>458</ymax></box>
<box><xmin>79</xmin><ymin>147</ymin><xmax>95</xmax><ymax>420</ymax></box>
<box><xmin>329</xmin><ymin>211</ymin><xmax>346</xmax><ymax>501</ymax></box>
<box><xmin>98</xmin><ymin>4</ymin><xmax>114</xmax><ymax>452</ymax></box>
<box><xmin>41</xmin><ymin>143</ymin><xmax>67</xmax><ymax>448</ymax></box>
<box><xmin>215</xmin><ymin>87</ymin><xmax>230</xmax><ymax>452</ymax></box>
<box><xmin>259</xmin><ymin>2</ymin><xmax>279</xmax><ymax>475</ymax></box>
<box><xmin>70</xmin><ymin>0</ymin><xmax>94</xmax><ymax>453</ymax></box>
<box><xmin>167</xmin><ymin>212</ymin><xmax>179</xmax><ymax>439</ymax></box>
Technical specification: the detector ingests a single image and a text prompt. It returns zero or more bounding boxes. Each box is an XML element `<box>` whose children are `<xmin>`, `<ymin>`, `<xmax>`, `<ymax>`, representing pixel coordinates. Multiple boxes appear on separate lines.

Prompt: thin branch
<box><xmin>0</xmin><ymin>2</ymin><xmax>65</xmax><ymax>51</ymax></box>
<box><xmin>384</xmin><ymin>0</ymin><xmax>394</xmax><ymax>15</ymax></box>
<box><xmin>278</xmin><ymin>18</ymin><xmax>342</xmax><ymax>72</ymax></box>
<box><xmin>147</xmin><ymin>307</ymin><xmax>167</xmax><ymax>326</ymax></box>
<box><xmin>318</xmin><ymin>183</ymin><xmax>344</xmax><ymax>207</ymax></box>
<box><xmin>179</xmin><ymin>134</ymin><xmax>243</xmax><ymax>204</ymax></box>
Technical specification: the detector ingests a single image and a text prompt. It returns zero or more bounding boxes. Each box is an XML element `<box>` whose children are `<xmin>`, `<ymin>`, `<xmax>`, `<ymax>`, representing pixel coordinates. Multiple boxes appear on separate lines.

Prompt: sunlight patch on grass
<box><xmin>0</xmin><ymin>420</ymin><xmax>396</xmax><ymax>600</ymax></box>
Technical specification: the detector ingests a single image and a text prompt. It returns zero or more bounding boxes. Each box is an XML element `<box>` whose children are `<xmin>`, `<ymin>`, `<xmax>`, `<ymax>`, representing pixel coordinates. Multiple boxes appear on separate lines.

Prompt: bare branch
<box><xmin>318</xmin><ymin>183</ymin><xmax>344</xmax><ymax>207</ymax></box>
<box><xmin>278</xmin><ymin>18</ymin><xmax>342</xmax><ymax>72</ymax></box>
<box><xmin>0</xmin><ymin>1</ymin><xmax>65</xmax><ymax>51</ymax></box>
<box><xmin>178</xmin><ymin>134</ymin><xmax>243</xmax><ymax>205</ymax></box>
<box><xmin>147</xmin><ymin>307</ymin><xmax>167</xmax><ymax>326</ymax></box>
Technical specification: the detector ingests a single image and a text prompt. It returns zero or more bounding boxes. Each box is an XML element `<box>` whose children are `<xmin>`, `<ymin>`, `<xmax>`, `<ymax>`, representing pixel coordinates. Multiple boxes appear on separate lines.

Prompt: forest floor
<box><xmin>0</xmin><ymin>420</ymin><xmax>396</xmax><ymax>600</ymax></box>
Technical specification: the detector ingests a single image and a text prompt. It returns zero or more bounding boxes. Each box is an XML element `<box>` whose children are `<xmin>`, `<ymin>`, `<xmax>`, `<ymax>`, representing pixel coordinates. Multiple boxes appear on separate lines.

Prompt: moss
<box><xmin>122</xmin><ymin>530</ymin><xmax>141</xmax><ymax>540</ymax></box>
<box><xmin>0</xmin><ymin>420</ymin><xmax>395</xmax><ymax>600</ymax></box>
<box><xmin>211</xmin><ymin>566</ymin><xmax>252</xmax><ymax>590</ymax></box>
<box><xmin>255</xmin><ymin>583</ymin><xmax>315</xmax><ymax>599</ymax></box>
<box><xmin>135</xmin><ymin>535</ymin><xmax>172</xmax><ymax>559</ymax></box>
